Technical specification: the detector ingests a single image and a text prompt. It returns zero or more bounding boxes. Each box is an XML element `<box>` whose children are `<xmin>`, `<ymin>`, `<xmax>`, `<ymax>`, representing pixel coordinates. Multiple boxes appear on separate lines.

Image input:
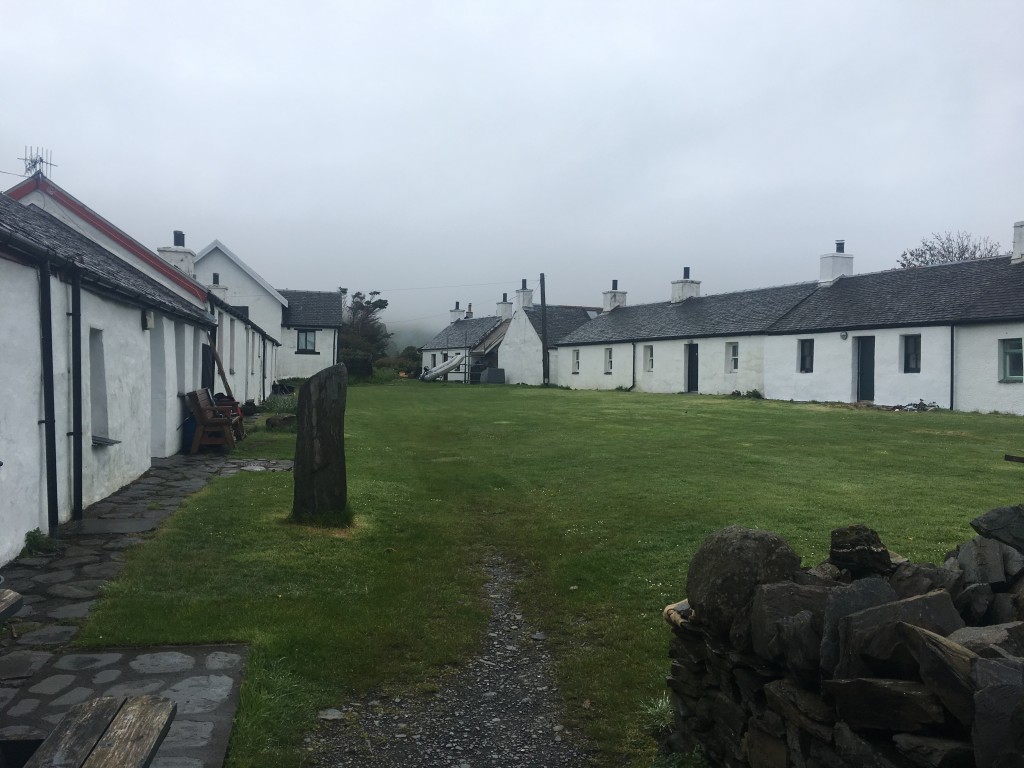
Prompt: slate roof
<box><xmin>768</xmin><ymin>256</ymin><xmax>1024</xmax><ymax>333</ymax></box>
<box><xmin>0</xmin><ymin>194</ymin><xmax>214</xmax><ymax>327</ymax></box>
<box><xmin>421</xmin><ymin>316</ymin><xmax>503</xmax><ymax>350</ymax></box>
<box><xmin>524</xmin><ymin>306</ymin><xmax>600</xmax><ymax>347</ymax></box>
<box><xmin>558</xmin><ymin>282</ymin><xmax>819</xmax><ymax>345</ymax></box>
<box><xmin>279</xmin><ymin>289</ymin><xmax>345</xmax><ymax>328</ymax></box>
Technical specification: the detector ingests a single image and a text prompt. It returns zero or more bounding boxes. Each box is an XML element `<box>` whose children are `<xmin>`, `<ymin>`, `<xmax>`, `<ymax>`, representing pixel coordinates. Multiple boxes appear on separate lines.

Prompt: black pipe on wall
<box><xmin>71</xmin><ymin>271</ymin><xmax>83</xmax><ymax>520</ymax></box>
<box><xmin>38</xmin><ymin>262</ymin><xmax>60</xmax><ymax>535</ymax></box>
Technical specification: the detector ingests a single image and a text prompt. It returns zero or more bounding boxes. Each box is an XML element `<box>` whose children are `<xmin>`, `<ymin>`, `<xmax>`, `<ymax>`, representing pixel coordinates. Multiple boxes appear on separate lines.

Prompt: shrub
<box><xmin>372</xmin><ymin>367</ymin><xmax>399</xmax><ymax>383</ymax></box>
<box><xmin>261</xmin><ymin>393</ymin><xmax>298</xmax><ymax>414</ymax></box>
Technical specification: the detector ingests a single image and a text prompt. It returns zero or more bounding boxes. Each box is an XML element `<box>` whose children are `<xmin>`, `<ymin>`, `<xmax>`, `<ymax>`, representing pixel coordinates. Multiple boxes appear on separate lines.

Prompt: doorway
<box><xmin>856</xmin><ymin>336</ymin><xmax>875</xmax><ymax>401</ymax></box>
<box><xmin>686</xmin><ymin>344</ymin><xmax>699</xmax><ymax>393</ymax></box>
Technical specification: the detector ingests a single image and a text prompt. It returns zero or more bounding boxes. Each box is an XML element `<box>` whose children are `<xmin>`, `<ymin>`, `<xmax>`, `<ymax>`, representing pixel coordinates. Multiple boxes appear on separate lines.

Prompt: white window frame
<box><xmin>604</xmin><ymin>347</ymin><xmax>613</xmax><ymax>374</ymax></box>
<box><xmin>572</xmin><ymin>349</ymin><xmax>580</xmax><ymax>374</ymax></box>
<box><xmin>1000</xmin><ymin>338</ymin><xmax>1023</xmax><ymax>383</ymax></box>
<box><xmin>643</xmin><ymin>345</ymin><xmax>654</xmax><ymax>372</ymax></box>
<box><xmin>726</xmin><ymin>342</ymin><xmax>739</xmax><ymax>373</ymax></box>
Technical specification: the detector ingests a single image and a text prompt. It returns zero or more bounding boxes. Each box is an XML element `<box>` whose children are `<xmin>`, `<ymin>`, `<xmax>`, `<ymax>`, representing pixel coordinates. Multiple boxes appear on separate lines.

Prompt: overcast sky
<box><xmin>3</xmin><ymin>2</ymin><xmax>1022</xmax><ymax>343</ymax></box>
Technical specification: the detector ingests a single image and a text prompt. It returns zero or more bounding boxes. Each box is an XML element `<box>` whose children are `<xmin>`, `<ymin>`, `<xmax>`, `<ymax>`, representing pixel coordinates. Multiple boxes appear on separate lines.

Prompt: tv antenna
<box><xmin>18</xmin><ymin>146</ymin><xmax>57</xmax><ymax>178</ymax></box>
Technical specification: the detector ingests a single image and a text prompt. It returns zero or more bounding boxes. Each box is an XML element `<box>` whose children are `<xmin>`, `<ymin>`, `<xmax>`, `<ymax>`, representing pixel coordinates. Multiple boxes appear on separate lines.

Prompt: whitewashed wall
<box><xmin>194</xmin><ymin>248</ymin><xmax>284</xmax><ymax>343</ymax></box>
<box><xmin>0</xmin><ymin>260</ymin><xmax>47</xmax><ymax>565</ymax></box>
<box><xmin>956</xmin><ymin>322</ymin><xmax>1024</xmax><ymax>414</ymax></box>
<box><xmin>279</xmin><ymin>327</ymin><xmax>338</xmax><ymax>379</ymax></box>
<box><xmin>80</xmin><ymin>291</ymin><xmax>154</xmax><ymax>508</ymax></box>
<box><xmin>559</xmin><ymin>336</ymin><xmax>764</xmax><ymax>394</ymax></box>
<box><xmin>764</xmin><ymin>327</ymin><xmax>956</xmax><ymax>407</ymax></box>
<box><xmin>499</xmin><ymin>310</ymin><xmax>543</xmax><ymax>385</ymax></box>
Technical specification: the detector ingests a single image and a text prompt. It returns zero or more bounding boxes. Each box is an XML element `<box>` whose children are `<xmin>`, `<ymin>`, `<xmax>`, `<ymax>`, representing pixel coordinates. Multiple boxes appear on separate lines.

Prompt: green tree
<box><xmin>340</xmin><ymin>291</ymin><xmax>392</xmax><ymax>377</ymax></box>
<box><xmin>897</xmin><ymin>231</ymin><xmax>1001</xmax><ymax>268</ymax></box>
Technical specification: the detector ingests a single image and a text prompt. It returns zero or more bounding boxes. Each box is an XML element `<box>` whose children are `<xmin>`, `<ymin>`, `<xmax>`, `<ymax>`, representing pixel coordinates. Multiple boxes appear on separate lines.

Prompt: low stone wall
<box><xmin>662</xmin><ymin>507</ymin><xmax>1024</xmax><ymax>768</ymax></box>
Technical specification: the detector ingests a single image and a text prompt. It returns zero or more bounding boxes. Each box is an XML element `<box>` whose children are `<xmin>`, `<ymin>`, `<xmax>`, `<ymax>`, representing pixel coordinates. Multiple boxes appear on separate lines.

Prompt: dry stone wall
<box><xmin>662</xmin><ymin>509</ymin><xmax>1024</xmax><ymax>768</ymax></box>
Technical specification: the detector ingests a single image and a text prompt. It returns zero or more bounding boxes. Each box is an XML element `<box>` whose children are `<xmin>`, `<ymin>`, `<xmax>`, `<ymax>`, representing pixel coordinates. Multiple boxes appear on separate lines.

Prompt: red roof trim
<box><xmin>6</xmin><ymin>174</ymin><xmax>207</xmax><ymax>301</ymax></box>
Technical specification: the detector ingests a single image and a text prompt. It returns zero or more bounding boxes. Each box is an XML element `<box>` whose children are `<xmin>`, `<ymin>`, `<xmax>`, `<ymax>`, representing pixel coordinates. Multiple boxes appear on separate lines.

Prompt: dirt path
<box><xmin>307</xmin><ymin>558</ymin><xmax>590</xmax><ymax>767</ymax></box>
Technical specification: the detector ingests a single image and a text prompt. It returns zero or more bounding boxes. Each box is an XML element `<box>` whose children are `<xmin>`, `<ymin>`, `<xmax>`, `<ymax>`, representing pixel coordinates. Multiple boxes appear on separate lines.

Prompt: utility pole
<box><xmin>540</xmin><ymin>273</ymin><xmax>549</xmax><ymax>385</ymax></box>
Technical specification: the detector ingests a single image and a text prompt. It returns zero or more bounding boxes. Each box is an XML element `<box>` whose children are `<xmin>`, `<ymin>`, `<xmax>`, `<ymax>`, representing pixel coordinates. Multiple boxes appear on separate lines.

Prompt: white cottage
<box><xmin>763</xmin><ymin>234</ymin><xmax>1024</xmax><ymax>412</ymax></box>
<box><xmin>278</xmin><ymin>289</ymin><xmax>347</xmax><ymax>378</ymax></box>
<box><xmin>420</xmin><ymin>302</ymin><xmax>508</xmax><ymax>383</ymax></box>
<box><xmin>498</xmin><ymin>280</ymin><xmax>600</xmax><ymax>386</ymax></box>
<box><xmin>556</xmin><ymin>228</ymin><xmax>1024</xmax><ymax>415</ymax></box>
<box><xmin>557</xmin><ymin>273</ymin><xmax>816</xmax><ymax>395</ymax></box>
<box><xmin>0</xmin><ymin>193</ymin><xmax>215</xmax><ymax>566</ymax></box>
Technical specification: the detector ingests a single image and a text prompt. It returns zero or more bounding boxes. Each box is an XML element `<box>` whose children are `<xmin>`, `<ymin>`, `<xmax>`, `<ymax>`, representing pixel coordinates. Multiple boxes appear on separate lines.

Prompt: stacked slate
<box><xmin>662</xmin><ymin>508</ymin><xmax>1024</xmax><ymax>768</ymax></box>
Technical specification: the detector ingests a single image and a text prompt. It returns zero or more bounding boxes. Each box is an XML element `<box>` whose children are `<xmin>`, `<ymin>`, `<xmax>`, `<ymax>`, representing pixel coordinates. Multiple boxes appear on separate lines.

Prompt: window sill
<box><xmin>604</xmin><ymin>371</ymin><xmax>612</xmax><ymax>375</ymax></box>
<box><xmin>998</xmin><ymin>378</ymin><xmax>1022</xmax><ymax>384</ymax></box>
<box><xmin>571</xmin><ymin>371</ymin><xmax>579</xmax><ymax>375</ymax></box>
<box><xmin>904</xmin><ymin>370</ymin><xmax>920</xmax><ymax>374</ymax></box>
<box><xmin>91</xmin><ymin>435</ymin><xmax>121</xmax><ymax>447</ymax></box>
<box><xmin>296</xmin><ymin>350</ymin><xmax>320</xmax><ymax>355</ymax></box>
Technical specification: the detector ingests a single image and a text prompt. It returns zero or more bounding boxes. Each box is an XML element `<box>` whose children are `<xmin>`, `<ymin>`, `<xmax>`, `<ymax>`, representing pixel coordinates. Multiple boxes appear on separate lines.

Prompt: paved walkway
<box><xmin>0</xmin><ymin>453</ymin><xmax>292</xmax><ymax>767</ymax></box>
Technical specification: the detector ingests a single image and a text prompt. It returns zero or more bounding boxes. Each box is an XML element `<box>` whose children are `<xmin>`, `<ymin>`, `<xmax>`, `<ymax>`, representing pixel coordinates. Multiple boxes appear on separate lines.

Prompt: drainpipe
<box><xmin>39</xmin><ymin>262</ymin><xmax>60</xmax><ymax>536</ymax></box>
<box><xmin>629</xmin><ymin>342</ymin><xmax>637</xmax><ymax>391</ymax></box>
<box><xmin>949</xmin><ymin>325</ymin><xmax>955</xmax><ymax>411</ymax></box>
<box><xmin>261</xmin><ymin>336</ymin><xmax>267</xmax><ymax>402</ymax></box>
<box><xmin>70</xmin><ymin>270</ymin><xmax>83</xmax><ymax>520</ymax></box>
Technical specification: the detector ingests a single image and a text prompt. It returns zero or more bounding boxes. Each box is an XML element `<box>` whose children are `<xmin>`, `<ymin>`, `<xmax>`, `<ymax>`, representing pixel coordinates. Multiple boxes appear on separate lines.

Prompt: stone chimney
<box><xmin>671</xmin><ymin>267</ymin><xmax>701</xmax><ymax>303</ymax></box>
<box><xmin>497</xmin><ymin>292</ymin><xmax>513</xmax><ymax>320</ymax></box>
<box><xmin>603</xmin><ymin>279</ymin><xmax>627</xmax><ymax>312</ymax></box>
<box><xmin>157</xmin><ymin>231</ymin><xmax>196</xmax><ymax>278</ymax></box>
<box><xmin>1012</xmin><ymin>220</ymin><xmax>1024</xmax><ymax>265</ymax></box>
<box><xmin>819</xmin><ymin>240</ymin><xmax>854</xmax><ymax>285</ymax></box>
<box><xmin>516</xmin><ymin>278</ymin><xmax>534</xmax><ymax>309</ymax></box>
<box><xmin>465</xmin><ymin>302</ymin><xmax>474</xmax><ymax>319</ymax></box>
<box><xmin>450</xmin><ymin>301</ymin><xmax>466</xmax><ymax>323</ymax></box>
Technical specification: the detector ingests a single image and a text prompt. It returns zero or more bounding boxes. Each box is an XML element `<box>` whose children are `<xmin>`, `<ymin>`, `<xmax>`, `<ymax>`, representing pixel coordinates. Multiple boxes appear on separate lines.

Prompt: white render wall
<box><xmin>764</xmin><ymin>327</ymin><xmax>954</xmax><ymax>407</ymax></box>
<box><xmin>0</xmin><ymin>256</ymin><xmax>216</xmax><ymax>566</ymax></box>
<box><xmin>499</xmin><ymin>310</ymin><xmax>544</xmax><ymax>385</ymax></box>
<box><xmin>0</xmin><ymin>260</ymin><xmax>47</xmax><ymax>565</ymax></box>
<box><xmin>559</xmin><ymin>336</ymin><xmax>765</xmax><ymax>394</ymax></box>
<box><xmin>956</xmin><ymin>322</ymin><xmax>1024</xmax><ymax>414</ymax></box>
<box><xmin>279</xmin><ymin>327</ymin><xmax>339</xmax><ymax>379</ymax></box>
<box><xmin>194</xmin><ymin>248</ymin><xmax>284</xmax><ymax>343</ymax></box>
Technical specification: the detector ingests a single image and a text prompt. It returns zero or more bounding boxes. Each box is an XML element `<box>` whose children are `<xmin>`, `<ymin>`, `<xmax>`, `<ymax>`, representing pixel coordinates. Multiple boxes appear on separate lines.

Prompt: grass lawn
<box><xmin>79</xmin><ymin>383</ymin><xmax>1024</xmax><ymax>767</ymax></box>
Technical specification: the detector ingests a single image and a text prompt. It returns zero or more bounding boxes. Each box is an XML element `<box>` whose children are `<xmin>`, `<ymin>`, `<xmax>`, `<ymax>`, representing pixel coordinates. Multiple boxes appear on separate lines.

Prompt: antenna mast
<box><xmin>18</xmin><ymin>146</ymin><xmax>57</xmax><ymax>178</ymax></box>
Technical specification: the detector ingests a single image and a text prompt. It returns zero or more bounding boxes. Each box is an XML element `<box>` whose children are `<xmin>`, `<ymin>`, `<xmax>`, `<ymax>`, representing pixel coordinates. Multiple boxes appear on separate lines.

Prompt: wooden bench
<box><xmin>0</xmin><ymin>588</ymin><xmax>23</xmax><ymax>623</ymax></box>
<box><xmin>23</xmin><ymin>695</ymin><xmax>175</xmax><ymax>768</ymax></box>
<box><xmin>184</xmin><ymin>389</ymin><xmax>242</xmax><ymax>454</ymax></box>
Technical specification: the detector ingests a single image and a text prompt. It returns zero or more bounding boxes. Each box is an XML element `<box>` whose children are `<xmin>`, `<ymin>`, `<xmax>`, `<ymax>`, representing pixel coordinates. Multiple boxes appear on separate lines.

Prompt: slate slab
<box><xmin>898</xmin><ymin>622</ymin><xmax>978</xmax><ymax>727</ymax></box>
<box><xmin>971</xmin><ymin>504</ymin><xmax>1024</xmax><ymax>554</ymax></box>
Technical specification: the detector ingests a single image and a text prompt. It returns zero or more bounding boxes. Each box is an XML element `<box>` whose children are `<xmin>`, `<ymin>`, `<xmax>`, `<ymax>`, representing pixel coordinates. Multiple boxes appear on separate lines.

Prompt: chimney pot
<box><xmin>521</xmin><ymin>278</ymin><xmax>527</xmax><ymax>290</ymax></box>
<box><xmin>835</xmin><ymin>239</ymin><xmax>845</xmax><ymax>254</ymax></box>
<box><xmin>612</xmin><ymin>279</ymin><xmax>618</xmax><ymax>290</ymax></box>
<box><xmin>683</xmin><ymin>267</ymin><xmax>690</xmax><ymax>279</ymax></box>
<box><xmin>173</xmin><ymin>230</ymin><xmax>185</xmax><ymax>247</ymax></box>
<box><xmin>502</xmin><ymin>292</ymin><xmax>508</xmax><ymax>302</ymax></box>
<box><xmin>455</xmin><ymin>301</ymin><xmax>460</xmax><ymax>310</ymax></box>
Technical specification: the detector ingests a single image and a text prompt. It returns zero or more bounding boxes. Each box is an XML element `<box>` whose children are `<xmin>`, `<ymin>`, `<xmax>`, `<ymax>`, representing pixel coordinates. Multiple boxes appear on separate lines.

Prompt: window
<box><xmin>799</xmin><ymin>339</ymin><xmax>814</xmax><ymax>373</ymax></box>
<box><xmin>1000</xmin><ymin>338</ymin><xmax>1023</xmax><ymax>382</ymax></box>
<box><xmin>644</xmin><ymin>345</ymin><xmax>654</xmax><ymax>372</ymax></box>
<box><xmin>727</xmin><ymin>342</ymin><xmax>739</xmax><ymax>372</ymax></box>
<box><xmin>572</xmin><ymin>349</ymin><xmax>580</xmax><ymax>374</ymax></box>
<box><xmin>604</xmin><ymin>347</ymin><xmax>613</xmax><ymax>374</ymax></box>
<box><xmin>89</xmin><ymin>329</ymin><xmax>110</xmax><ymax>442</ymax></box>
<box><xmin>902</xmin><ymin>334</ymin><xmax>921</xmax><ymax>373</ymax></box>
<box><xmin>430</xmin><ymin>353</ymin><xmax>437</xmax><ymax>368</ymax></box>
<box><xmin>212</xmin><ymin>272</ymin><xmax>220</xmax><ymax>285</ymax></box>
<box><xmin>297</xmin><ymin>329</ymin><xmax>317</xmax><ymax>354</ymax></box>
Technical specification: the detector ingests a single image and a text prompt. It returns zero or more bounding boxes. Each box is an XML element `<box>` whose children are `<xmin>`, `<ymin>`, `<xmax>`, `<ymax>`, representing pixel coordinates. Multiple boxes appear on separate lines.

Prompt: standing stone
<box><xmin>292</xmin><ymin>364</ymin><xmax>348</xmax><ymax>522</ymax></box>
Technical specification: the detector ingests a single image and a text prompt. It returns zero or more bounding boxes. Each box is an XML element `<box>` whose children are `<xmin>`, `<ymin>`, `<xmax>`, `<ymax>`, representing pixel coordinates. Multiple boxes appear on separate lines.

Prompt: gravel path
<box><xmin>307</xmin><ymin>558</ymin><xmax>590</xmax><ymax>767</ymax></box>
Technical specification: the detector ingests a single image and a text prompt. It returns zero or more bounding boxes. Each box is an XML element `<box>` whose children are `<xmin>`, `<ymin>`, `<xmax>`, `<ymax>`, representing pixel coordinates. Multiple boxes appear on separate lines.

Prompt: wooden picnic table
<box><xmin>23</xmin><ymin>695</ymin><xmax>176</xmax><ymax>768</ymax></box>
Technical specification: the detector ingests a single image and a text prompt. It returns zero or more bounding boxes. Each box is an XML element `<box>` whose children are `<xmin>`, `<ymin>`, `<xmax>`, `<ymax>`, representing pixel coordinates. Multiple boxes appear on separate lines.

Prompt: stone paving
<box><xmin>0</xmin><ymin>453</ymin><xmax>293</xmax><ymax>767</ymax></box>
